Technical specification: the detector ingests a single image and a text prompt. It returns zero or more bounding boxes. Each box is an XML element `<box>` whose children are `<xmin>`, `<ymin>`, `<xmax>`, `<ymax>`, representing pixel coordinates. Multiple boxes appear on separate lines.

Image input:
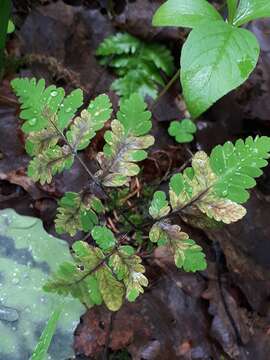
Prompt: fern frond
<box><xmin>140</xmin><ymin>43</ymin><xmax>174</xmax><ymax>76</ymax></box>
<box><xmin>148</xmin><ymin>136</ymin><xmax>270</xmax><ymax>272</ymax></box>
<box><xmin>11</xmin><ymin>78</ymin><xmax>83</xmax><ymax>133</ymax></box>
<box><xmin>55</xmin><ymin>192</ymin><xmax>104</xmax><ymax>236</ymax></box>
<box><xmin>210</xmin><ymin>136</ymin><xmax>270</xmax><ymax>203</ymax></box>
<box><xmin>44</xmin><ymin>227</ymin><xmax>148</xmax><ymax>311</ymax></box>
<box><xmin>26</xmin><ymin>124</ymin><xmax>59</xmax><ymax>156</ymax></box>
<box><xmin>96</xmin><ymin>33</ymin><xmax>140</xmax><ymax>56</ymax></box>
<box><xmin>109</xmin><ymin>245</ymin><xmax>148</xmax><ymax>302</ymax></box>
<box><xmin>149</xmin><ymin>221</ymin><xmax>206</xmax><ymax>272</ymax></box>
<box><xmin>66</xmin><ymin>94</ymin><xmax>112</xmax><ymax>151</ymax></box>
<box><xmin>169</xmin><ymin>151</ymin><xmax>247</xmax><ymax>224</ymax></box>
<box><xmin>27</xmin><ymin>145</ymin><xmax>74</xmax><ymax>185</ymax></box>
<box><xmin>96</xmin><ymin>32</ymin><xmax>174</xmax><ymax>99</ymax></box>
<box><xmin>96</xmin><ymin>94</ymin><xmax>154</xmax><ymax>187</ymax></box>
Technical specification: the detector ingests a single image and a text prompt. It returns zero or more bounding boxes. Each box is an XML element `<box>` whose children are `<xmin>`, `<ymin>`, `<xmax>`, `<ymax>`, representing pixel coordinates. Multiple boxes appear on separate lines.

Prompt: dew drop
<box><xmin>29</xmin><ymin>118</ymin><xmax>37</xmax><ymax>126</ymax></box>
<box><xmin>50</xmin><ymin>91</ymin><xmax>58</xmax><ymax>97</ymax></box>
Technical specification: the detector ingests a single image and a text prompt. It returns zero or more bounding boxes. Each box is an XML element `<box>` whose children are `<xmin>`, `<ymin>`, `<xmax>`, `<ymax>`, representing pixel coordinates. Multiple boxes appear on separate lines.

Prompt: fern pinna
<box><xmin>12</xmin><ymin>77</ymin><xmax>270</xmax><ymax>311</ymax></box>
<box><xmin>96</xmin><ymin>32</ymin><xmax>174</xmax><ymax>99</ymax></box>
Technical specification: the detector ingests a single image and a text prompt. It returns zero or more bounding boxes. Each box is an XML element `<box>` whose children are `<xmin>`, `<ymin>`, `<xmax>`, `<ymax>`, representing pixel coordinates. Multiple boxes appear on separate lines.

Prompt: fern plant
<box><xmin>152</xmin><ymin>0</ymin><xmax>270</xmax><ymax>118</ymax></box>
<box><xmin>12</xmin><ymin>77</ymin><xmax>270</xmax><ymax>314</ymax></box>
<box><xmin>96</xmin><ymin>32</ymin><xmax>174</xmax><ymax>99</ymax></box>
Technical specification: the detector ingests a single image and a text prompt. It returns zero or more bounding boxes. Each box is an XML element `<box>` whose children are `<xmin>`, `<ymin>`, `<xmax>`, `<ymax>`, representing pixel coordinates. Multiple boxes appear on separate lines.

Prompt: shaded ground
<box><xmin>1</xmin><ymin>1</ymin><xmax>270</xmax><ymax>359</ymax></box>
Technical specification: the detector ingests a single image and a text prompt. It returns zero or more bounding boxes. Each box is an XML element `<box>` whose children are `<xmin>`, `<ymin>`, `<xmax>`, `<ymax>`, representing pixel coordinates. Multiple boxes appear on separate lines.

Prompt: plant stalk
<box><xmin>150</xmin><ymin>68</ymin><xmax>180</xmax><ymax>110</ymax></box>
<box><xmin>0</xmin><ymin>0</ymin><xmax>11</xmax><ymax>79</ymax></box>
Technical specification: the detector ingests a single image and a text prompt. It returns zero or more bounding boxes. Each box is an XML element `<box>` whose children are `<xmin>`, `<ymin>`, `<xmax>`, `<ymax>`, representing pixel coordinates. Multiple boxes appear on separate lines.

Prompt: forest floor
<box><xmin>1</xmin><ymin>1</ymin><xmax>270</xmax><ymax>359</ymax></box>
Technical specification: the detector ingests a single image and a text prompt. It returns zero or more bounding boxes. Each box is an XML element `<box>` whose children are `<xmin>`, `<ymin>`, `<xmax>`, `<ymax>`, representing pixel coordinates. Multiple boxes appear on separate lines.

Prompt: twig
<box><xmin>213</xmin><ymin>241</ymin><xmax>244</xmax><ymax>347</ymax></box>
<box><xmin>150</xmin><ymin>69</ymin><xmax>180</xmax><ymax>111</ymax></box>
<box><xmin>103</xmin><ymin>312</ymin><xmax>116</xmax><ymax>360</ymax></box>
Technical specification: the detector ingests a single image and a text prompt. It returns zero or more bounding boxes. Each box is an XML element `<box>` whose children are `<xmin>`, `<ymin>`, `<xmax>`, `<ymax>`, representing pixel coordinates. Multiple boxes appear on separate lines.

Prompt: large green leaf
<box><xmin>152</xmin><ymin>0</ymin><xmax>222</xmax><ymax>28</ymax></box>
<box><xmin>0</xmin><ymin>209</ymin><xmax>84</xmax><ymax>360</ymax></box>
<box><xmin>233</xmin><ymin>0</ymin><xmax>270</xmax><ymax>26</ymax></box>
<box><xmin>181</xmin><ymin>20</ymin><xmax>260</xmax><ymax>118</ymax></box>
<box><xmin>30</xmin><ymin>306</ymin><xmax>62</xmax><ymax>360</ymax></box>
<box><xmin>227</xmin><ymin>0</ymin><xmax>238</xmax><ymax>23</ymax></box>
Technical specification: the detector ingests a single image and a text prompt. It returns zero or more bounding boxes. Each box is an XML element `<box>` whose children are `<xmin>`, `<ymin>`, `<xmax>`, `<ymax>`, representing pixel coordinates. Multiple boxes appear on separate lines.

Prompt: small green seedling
<box><xmin>96</xmin><ymin>32</ymin><xmax>174</xmax><ymax>99</ymax></box>
<box><xmin>11</xmin><ymin>77</ymin><xmax>270</xmax><ymax>314</ymax></box>
<box><xmin>168</xmin><ymin>118</ymin><xmax>197</xmax><ymax>143</ymax></box>
<box><xmin>153</xmin><ymin>0</ymin><xmax>270</xmax><ymax>118</ymax></box>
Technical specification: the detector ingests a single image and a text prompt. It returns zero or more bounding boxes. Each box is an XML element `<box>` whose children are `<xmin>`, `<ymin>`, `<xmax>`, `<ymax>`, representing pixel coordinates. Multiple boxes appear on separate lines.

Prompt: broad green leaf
<box><xmin>233</xmin><ymin>0</ymin><xmax>270</xmax><ymax>26</ymax></box>
<box><xmin>30</xmin><ymin>307</ymin><xmax>62</xmax><ymax>360</ymax></box>
<box><xmin>227</xmin><ymin>0</ymin><xmax>239</xmax><ymax>23</ymax></box>
<box><xmin>181</xmin><ymin>20</ymin><xmax>260</xmax><ymax>118</ymax></box>
<box><xmin>27</xmin><ymin>145</ymin><xmax>74</xmax><ymax>184</ymax></box>
<box><xmin>0</xmin><ymin>209</ymin><xmax>84</xmax><ymax>360</ymax></box>
<box><xmin>168</xmin><ymin>119</ymin><xmax>197</xmax><ymax>143</ymax></box>
<box><xmin>152</xmin><ymin>0</ymin><xmax>222</xmax><ymax>28</ymax></box>
<box><xmin>91</xmin><ymin>226</ymin><xmax>116</xmax><ymax>251</ymax></box>
<box><xmin>210</xmin><ymin>136</ymin><xmax>270</xmax><ymax>203</ymax></box>
<box><xmin>149</xmin><ymin>191</ymin><xmax>170</xmax><ymax>219</ymax></box>
<box><xmin>55</xmin><ymin>192</ymin><xmax>103</xmax><ymax>236</ymax></box>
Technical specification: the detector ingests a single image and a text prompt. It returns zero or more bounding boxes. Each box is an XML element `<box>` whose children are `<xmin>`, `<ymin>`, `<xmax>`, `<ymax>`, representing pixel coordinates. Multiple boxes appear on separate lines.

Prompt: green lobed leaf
<box><xmin>96</xmin><ymin>95</ymin><xmax>154</xmax><ymax>187</ymax></box>
<box><xmin>180</xmin><ymin>20</ymin><xmax>260</xmax><ymax>118</ymax></box>
<box><xmin>11</xmin><ymin>78</ymin><xmax>84</xmax><ymax>133</ymax></box>
<box><xmin>168</xmin><ymin>119</ymin><xmax>197</xmax><ymax>143</ymax></box>
<box><xmin>96</xmin><ymin>33</ymin><xmax>141</xmax><ymax>56</ymax></box>
<box><xmin>210</xmin><ymin>136</ymin><xmax>270</xmax><ymax>203</ymax></box>
<box><xmin>57</xmin><ymin>88</ymin><xmax>83</xmax><ymax>130</ymax></box>
<box><xmin>152</xmin><ymin>0</ymin><xmax>222</xmax><ymax>28</ymax></box>
<box><xmin>66</xmin><ymin>94</ymin><xmax>112</xmax><ymax>151</ymax></box>
<box><xmin>149</xmin><ymin>221</ymin><xmax>207</xmax><ymax>272</ymax></box>
<box><xmin>149</xmin><ymin>191</ymin><xmax>170</xmax><ymax>219</ymax></box>
<box><xmin>117</xmin><ymin>93</ymin><xmax>152</xmax><ymax>136</ymax></box>
<box><xmin>109</xmin><ymin>246</ymin><xmax>148</xmax><ymax>302</ymax></box>
<box><xmin>26</xmin><ymin>125</ymin><xmax>60</xmax><ymax>156</ymax></box>
<box><xmin>11</xmin><ymin>78</ymin><xmax>65</xmax><ymax>133</ymax></box>
<box><xmin>27</xmin><ymin>145</ymin><xmax>74</xmax><ymax>185</ymax></box>
<box><xmin>91</xmin><ymin>226</ymin><xmax>116</xmax><ymax>251</ymax></box>
<box><xmin>55</xmin><ymin>192</ymin><xmax>104</xmax><ymax>236</ymax></box>
<box><xmin>44</xmin><ymin>241</ymin><xmax>104</xmax><ymax>308</ymax></box>
<box><xmin>96</xmin><ymin>266</ymin><xmax>125</xmax><ymax>311</ymax></box>
<box><xmin>233</xmin><ymin>0</ymin><xmax>270</xmax><ymax>26</ymax></box>
<box><xmin>169</xmin><ymin>151</ymin><xmax>247</xmax><ymax>223</ymax></box>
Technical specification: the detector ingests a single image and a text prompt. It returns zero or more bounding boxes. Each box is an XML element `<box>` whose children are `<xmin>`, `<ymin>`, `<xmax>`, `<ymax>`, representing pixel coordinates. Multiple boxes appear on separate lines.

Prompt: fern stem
<box><xmin>0</xmin><ymin>0</ymin><xmax>11</xmax><ymax>79</ymax></box>
<box><xmin>47</xmin><ymin>116</ymin><xmax>101</xmax><ymax>188</ymax></box>
<box><xmin>150</xmin><ymin>68</ymin><xmax>180</xmax><ymax>110</ymax></box>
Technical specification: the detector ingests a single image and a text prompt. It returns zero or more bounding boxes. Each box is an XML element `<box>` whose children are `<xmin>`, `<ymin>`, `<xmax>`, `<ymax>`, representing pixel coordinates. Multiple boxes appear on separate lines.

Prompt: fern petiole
<box><xmin>150</xmin><ymin>68</ymin><xmax>180</xmax><ymax>110</ymax></box>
